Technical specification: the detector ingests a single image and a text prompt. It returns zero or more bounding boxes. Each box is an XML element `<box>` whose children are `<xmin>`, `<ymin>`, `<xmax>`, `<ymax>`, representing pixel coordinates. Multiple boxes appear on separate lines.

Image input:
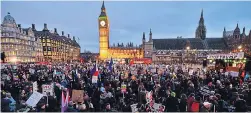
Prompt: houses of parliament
<box><xmin>98</xmin><ymin>1</ymin><xmax>251</xmax><ymax>61</ymax></box>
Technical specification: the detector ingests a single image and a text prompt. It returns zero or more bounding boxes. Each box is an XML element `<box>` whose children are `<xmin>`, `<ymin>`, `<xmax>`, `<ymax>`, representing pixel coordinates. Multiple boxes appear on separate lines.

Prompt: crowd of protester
<box><xmin>1</xmin><ymin>62</ymin><xmax>251</xmax><ymax>112</ymax></box>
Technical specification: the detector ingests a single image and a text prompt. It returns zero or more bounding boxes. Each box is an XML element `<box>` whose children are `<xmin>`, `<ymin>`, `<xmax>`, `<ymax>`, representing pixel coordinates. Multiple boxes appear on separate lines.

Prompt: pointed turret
<box><xmin>142</xmin><ymin>32</ymin><xmax>146</xmax><ymax>43</ymax></box>
<box><xmin>99</xmin><ymin>1</ymin><xmax>107</xmax><ymax>17</ymax></box>
<box><xmin>233</xmin><ymin>23</ymin><xmax>240</xmax><ymax>38</ymax></box>
<box><xmin>223</xmin><ymin>27</ymin><xmax>226</xmax><ymax>38</ymax></box>
<box><xmin>243</xmin><ymin>27</ymin><xmax>245</xmax><ymax>34</ymax></box>
<box><xmin>149</xmin><ymin>29</ymin><xmax>152</xmax><ymax>42</ymax></box>
<box><xmin>101</xmin><ymin>1</ymin><xmax>105</xmax><ymax>10</ymax></box>
<box><xmin>199</xmin><ymin>9</ymin><xmax>204</xmax><ymax>26</ymax></box>
<box><xmin>195</xmin><ymin>9</ymin><xmax>206</xmax><ymax>40</ymax></box>
<box><xmin>234</xmin><ymin>23</ymin><xmax>240</xmax><ymax>32</ymax></box>
<box><xmin>201</xmin><ymin>9</ymin><xmax>203</xmax><ymax>18</ymax></box>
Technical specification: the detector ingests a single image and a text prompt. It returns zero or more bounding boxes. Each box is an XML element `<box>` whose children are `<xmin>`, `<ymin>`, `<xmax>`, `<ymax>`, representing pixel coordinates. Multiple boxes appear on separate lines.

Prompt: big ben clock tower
<box><xmin>99</xmin><ymin>1</ymin><xmax>109</xmax><ymax>60</ymax></box>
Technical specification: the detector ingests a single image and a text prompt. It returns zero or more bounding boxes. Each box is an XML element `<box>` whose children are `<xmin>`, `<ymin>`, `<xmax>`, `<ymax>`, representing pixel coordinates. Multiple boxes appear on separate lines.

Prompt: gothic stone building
<box><xmin>143</xmin><ymin>10</ymin><xmax>228</xmax><ymax>64</ymax></box>
<box><xmin>98</xmin><ymin>2</ymin><xmax>143</xmax><ymax>60</ymax></box>
<box><xmin>223</xmin><ymin>24</ymin><xmax>251</xmax><ymax>55</ymax></box>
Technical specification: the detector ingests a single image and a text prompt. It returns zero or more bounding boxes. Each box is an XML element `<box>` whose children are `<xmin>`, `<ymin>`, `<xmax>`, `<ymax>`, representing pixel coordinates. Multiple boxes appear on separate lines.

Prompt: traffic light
<box><xmin>1</xmin><ymin>52</ymin><xmax>6</xmax><ymax>63</ymax></box>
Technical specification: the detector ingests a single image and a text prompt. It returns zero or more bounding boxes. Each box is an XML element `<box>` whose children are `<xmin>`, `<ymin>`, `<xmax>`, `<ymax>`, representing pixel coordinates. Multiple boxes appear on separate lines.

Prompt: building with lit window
<box><xmin>1</xmin><ymin>12</ymin><xmax>43</xmax><ymax>63</ymax></box>
<box><xmin>223</xmin><ymin>24</ymin><xmax>251</xmax><ymax>55</ymax></box>
<box><xmin>142</xmin><ymin>10</ymin><xmax>228</xmax><ymax>64</ymax></box>
<box><xmin>98</xmin><ymin>2</ymin><xmax>143</xmax><ymax>60</ymax></box>
<box><xmin>32</xmin><ymin>23</ymin><xmax>80</xmax><ymax>62</ymax></box>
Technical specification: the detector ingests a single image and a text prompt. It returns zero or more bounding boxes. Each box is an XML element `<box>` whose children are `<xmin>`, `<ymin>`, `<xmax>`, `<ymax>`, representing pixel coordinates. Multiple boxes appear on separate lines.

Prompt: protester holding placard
<box><xmin>1</xmin><ymin>62</ymin><xmax>251</xmax><ymax>112</ymax></box>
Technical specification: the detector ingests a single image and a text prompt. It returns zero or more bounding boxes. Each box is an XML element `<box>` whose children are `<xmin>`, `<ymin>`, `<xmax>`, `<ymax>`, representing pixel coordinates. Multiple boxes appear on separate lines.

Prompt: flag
<box><xmin>92</xmin><ymin>61</ymin><xmax>99</xmax><ymax>84</ymax></box>
<box><xmin>61</xmin><ymin>91</ymin><xmax>65</xmax><ymax>112</ymax></box>
<box><xmin>109</xmin><ymin>58</ymin><xmax>113</xmax><ymax>72</ymax></box>
<box><xmin>65</xmin><ymin>90</ymin><xmax>69</xmax><ymax>107</ymax></box>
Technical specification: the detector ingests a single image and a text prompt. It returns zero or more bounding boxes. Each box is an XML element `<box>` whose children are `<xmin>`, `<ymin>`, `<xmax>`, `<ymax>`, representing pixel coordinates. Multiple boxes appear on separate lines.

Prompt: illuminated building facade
<box><xmin>223</xmin><ymin>24</ymin><xmax>251</xmax><ymax>55</ymax></box>
<box><xmin>98</xmin><ymin>2</ymin><xmax>143</xmax><ymax>60</ymax></box>
<box><xmin>1</xmin><ymin>12</ymin><xmax>43</xmax><ymax>63</ymax></box>
<box><xmin>143</xmin><ymin>10</ymin><xmax>228</xmax><ymax>63</ymax></box>
<box><xmin>33</xmin><ymin>24</ymin><xmax>80</xmax><ymax>62</ymax></box>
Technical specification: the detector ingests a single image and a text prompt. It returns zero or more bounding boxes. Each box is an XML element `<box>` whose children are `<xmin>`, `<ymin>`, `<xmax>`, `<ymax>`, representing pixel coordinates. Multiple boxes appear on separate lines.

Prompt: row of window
<box><xmin>1</xmin><ymin>45</ymin><xmax>38</xmax><ymax>51</ymax></box>
<box><xmin>3</xmin><ymin>51</ymin><xmax>37</xmax><ymax>57</ymax></box>
<box><xmin>1</xmin><ymin>32</ymin><xmax>35</xmax><ymax>41</ymax></box>
<box><xmin>1</xmin><ymin>38</ymin><xmax>39</xmax><ymax>46</ymax></box>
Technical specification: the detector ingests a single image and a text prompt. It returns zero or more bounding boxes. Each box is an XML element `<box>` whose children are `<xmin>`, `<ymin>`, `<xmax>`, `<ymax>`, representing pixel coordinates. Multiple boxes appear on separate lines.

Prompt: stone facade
<box><xmin>1</xmin><ymin>12</ymin><xmax>43</xmax><ymax>63</ymax></box>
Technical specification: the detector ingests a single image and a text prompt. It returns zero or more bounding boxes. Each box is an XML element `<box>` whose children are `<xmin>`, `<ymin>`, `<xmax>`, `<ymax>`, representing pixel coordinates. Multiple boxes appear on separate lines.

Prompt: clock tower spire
<box><xmin>99</xmin><ymin>1</ymin><xmax>109</xmax><ymax>60</ymax></box>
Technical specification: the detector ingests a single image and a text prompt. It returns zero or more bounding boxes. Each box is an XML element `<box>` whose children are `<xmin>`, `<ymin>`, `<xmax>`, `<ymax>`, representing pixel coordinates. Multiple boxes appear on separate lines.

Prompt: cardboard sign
<box><xmin>42</xmin><ymin>84</ymin><xmax>54</xmax><ymax>96</ymax></box>
<box><xmin>121</xmin><ymin>84</ymin><xmax>127</xmax><ymax>93</ymax></box>
<box><xmin>72</xmin><ymin>90</ymin><xmax>84</xmax><ymax>102</ymax></box>
<box><xmin>26</xmin><ymin>91</ymin><xmax>44</xmax><ymax>107</ymax></box>
<box><xmin>33</xmin><ymin>81</ymin><xmax>38</xmax><ymax>92</ymax></box>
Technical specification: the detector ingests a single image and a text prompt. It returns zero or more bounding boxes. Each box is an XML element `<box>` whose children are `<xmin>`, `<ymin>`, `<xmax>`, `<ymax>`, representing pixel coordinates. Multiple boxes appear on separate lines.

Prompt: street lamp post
<box><xmin>186</xmin><ymin>46</ymin><xmax>190</xmax><ymax>64</ymax></box>
<box><xmin>238</xmin><ymin>45</ymin><xmax>243</xmax><ymax>52</ymax></box>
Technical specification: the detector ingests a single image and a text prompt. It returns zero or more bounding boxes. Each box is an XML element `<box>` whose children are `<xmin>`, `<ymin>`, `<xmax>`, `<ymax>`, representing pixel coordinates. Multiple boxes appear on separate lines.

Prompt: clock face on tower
<box><xmin>100</xmin><ymin>21</ymin><xmax>106</xmax><ymax>27</ymax></box>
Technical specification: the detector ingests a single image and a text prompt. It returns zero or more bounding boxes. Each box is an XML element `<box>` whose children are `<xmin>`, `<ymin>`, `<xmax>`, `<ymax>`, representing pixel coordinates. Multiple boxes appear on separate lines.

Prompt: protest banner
<box><xmin>26</xmin><ymin>91</ymin><xmax>44</xmax><ymax>107</ymax></box>
<box><xmin>42</xmin><ymin>84</ymin><xmax>54</xmax><ymax>96</ymax></box>
<box><xmin>130</xmin><ymin>104</ymin><xmax>138</xmax><ymax>112</ymax></box>
<box><xmin>33</xmin><ymin>81</ymin><xmax>38</xmax><ymax>92</ymax></box>
<box><xmin>72</xmin><ymin>90</ymin><xmax>84</xmax><ymax>102</ymax></box>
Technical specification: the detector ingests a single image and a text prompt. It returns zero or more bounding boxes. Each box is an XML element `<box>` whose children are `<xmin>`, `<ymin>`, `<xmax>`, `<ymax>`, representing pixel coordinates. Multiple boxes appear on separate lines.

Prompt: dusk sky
<box><xmin>1</xmin><ymin>1</ymin><xmax>251</xmax><ymax>53</ymax></box>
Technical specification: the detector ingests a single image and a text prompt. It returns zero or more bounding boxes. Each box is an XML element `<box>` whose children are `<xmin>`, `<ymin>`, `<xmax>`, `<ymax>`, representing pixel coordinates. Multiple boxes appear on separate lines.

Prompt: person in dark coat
<box><xmin>165</xmin><ymin>92</ymin><xmax>179</xmax><ymax>112</ymax></box>
<box><xmin>179</xmin><ymin>94</ymin><xmax>187</xmax><ymax>112</ymax></box>
<box><xmin>234</xmin><ymin>94</ymin><xmax>247</xmax><ymax>112</ymax></box>
<box><xmin>1</xmin><ymin>93</ymin><xmax>11</xmax><ymax>112</ymax></box>
<box><xmin>65</xmin><ymin>101</ymin><xmax>78</xmax><ymax>112</ymax></box>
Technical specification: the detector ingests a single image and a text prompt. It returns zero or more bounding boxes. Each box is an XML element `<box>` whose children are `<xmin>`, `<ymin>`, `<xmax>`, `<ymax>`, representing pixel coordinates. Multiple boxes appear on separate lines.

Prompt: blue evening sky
<box><xmin>1</xmin><ymin>1</ymin><xmax>251</xmax><ymax>53</ymax></box>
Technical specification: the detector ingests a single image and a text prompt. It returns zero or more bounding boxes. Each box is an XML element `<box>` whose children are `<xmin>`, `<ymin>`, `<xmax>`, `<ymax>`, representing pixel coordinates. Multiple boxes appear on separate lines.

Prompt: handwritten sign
<box><xmin>26</xmin><ymin>91</ymin><xmax>44</xmax><ymax>107</ymax></box>
<box><xmin>42</xmin><ymin>84</ymin><xmax>54</xmax><ymax>96</ymax></box>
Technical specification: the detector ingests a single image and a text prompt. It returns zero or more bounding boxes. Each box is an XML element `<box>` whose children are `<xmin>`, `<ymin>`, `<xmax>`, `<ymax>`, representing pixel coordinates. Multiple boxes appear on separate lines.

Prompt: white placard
<box><xmin>230</xmin><ymin>71</ymin><xmax>239</xmax><ymax>77</ymax></box>
<box><xmin>29</xmin><ymin>68</ymin><xmax>35</xmax><ymax>74</ymax></box>
<box><xmin>153</xmin><ymin>103</ymin><xmax>161</xmax><ymax>110</ymax></box>
<box><xmin>130</xmin><ymin>104</ymin><xmax>138</xmax><ymax>112</ymax></box>
<box><xmin>42</xmin><ymin>84</ymin><xmax>54</xmax><ymax>95</ymax></box>
<box><xmin>189</xmin><ymin>70</ymin><xmax>194</xmax><ymax>76</ymax></box>
<box><xmin>26</xmin><ymin>91</ymin><xmax>44</xmax><ymax>107</ymax></box>
<box><xmin>33</xmin><ymin>81</ymin><xmax>38</xmax><ymax>92</ymax></box>
<box><xmin>92</xmin><ymin>76</ymin><xmax>98</xmax><ymax>84</ymax></box>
